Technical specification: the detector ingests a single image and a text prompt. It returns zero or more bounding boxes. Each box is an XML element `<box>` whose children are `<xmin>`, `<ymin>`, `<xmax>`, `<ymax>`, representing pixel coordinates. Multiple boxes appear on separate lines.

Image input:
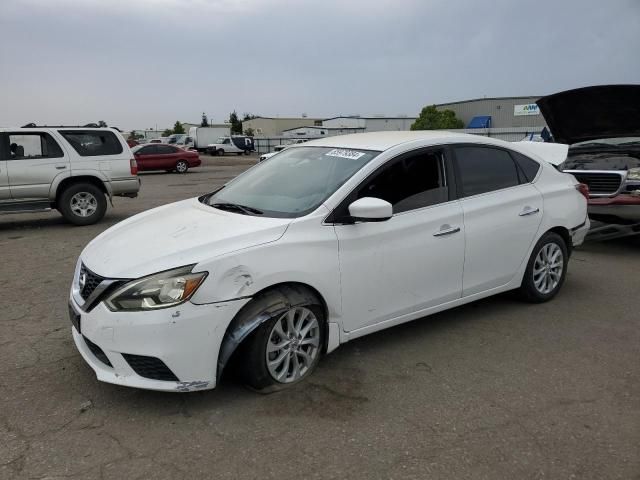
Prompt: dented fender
<box><xmin>215</xmin><ymin>285</ymin><xmax>325</xmax><ymax>381</ymax></box>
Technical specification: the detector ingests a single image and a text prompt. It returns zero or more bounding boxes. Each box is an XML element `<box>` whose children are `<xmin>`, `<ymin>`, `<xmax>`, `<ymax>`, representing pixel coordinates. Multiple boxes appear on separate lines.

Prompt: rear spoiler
<box><xmin>513</xmin><ymin>141</ymin><xmax>569</xmax><ymax>167</ymax></box>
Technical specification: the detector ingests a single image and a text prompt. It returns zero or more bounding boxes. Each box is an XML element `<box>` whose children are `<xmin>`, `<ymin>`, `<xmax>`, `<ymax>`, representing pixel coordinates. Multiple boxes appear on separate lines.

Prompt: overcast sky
<box><xmin>1</xmin><ymin>0</ymin><xmax>638</xmax><ymax>130</ymax></box>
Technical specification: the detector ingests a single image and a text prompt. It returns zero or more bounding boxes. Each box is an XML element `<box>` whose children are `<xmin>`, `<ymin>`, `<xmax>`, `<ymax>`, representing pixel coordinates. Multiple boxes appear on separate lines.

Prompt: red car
<box><xmin>132</xmin><ymin>144</ymin><xmax>201</xmax><ymax>173</ymax></box>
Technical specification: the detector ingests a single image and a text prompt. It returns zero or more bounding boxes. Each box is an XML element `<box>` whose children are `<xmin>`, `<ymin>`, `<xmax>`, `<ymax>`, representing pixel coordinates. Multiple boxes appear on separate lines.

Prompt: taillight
<box><xmin>130</xmin><ymin>158</ymin><xmax>138</xmax><ymax>175</ymax></box>
<box><xmin>575</xmin><ymin>183</ymin><xmax>589</xmax><ymax>200</ymax></box>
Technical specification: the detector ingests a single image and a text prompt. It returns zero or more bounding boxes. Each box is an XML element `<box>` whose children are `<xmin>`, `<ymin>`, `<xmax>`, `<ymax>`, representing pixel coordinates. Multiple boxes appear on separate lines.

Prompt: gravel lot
<box><xmin>1</xmin><ymin>154</ymin><xmax>638</xmax><ymax>479</ymax></box>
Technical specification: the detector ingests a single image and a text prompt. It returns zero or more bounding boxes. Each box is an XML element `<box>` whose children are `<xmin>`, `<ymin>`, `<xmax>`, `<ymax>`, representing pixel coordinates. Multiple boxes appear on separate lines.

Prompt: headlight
<box><xmin>627</xmin><ymin>167</ymin><xmax>640</xmax><ymax>180</ymax></box>
<box><xmin>105</xmin><ymin>265</ymin><xmax>207</xmax><ymax>312</ymax></box>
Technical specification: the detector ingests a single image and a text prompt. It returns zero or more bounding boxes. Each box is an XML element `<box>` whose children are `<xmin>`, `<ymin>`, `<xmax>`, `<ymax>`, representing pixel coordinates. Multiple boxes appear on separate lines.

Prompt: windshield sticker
<box><xmin>325</xmin><ymin>149</ymin><xmax>366</xmax><ymax>160</ymax></box>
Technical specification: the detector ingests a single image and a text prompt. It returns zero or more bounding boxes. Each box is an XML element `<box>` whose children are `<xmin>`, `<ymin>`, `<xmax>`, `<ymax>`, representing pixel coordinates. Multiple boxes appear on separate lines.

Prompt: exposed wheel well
<box><xmin>217</xmin><ymin>282</ymin><xmax>330</xmax><ymax>382</ymax></box>
<box><xmin>54</xmin><ymin>176</ymin><xmax>107</xmax><ymax>207</ymax></box>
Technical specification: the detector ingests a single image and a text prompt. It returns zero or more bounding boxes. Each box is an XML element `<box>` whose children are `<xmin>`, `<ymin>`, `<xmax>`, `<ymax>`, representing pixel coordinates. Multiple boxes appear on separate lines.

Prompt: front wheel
<box><xmin>175</xmin><ymin>160</ymin><xmax>189</xmax><ymax>174</ymax></box>
<box><xmin>217</xmin><ymin>149</ymin><xmax>225</xmax><ymax>156</ymax></box>
<box><xmin>518</xmin><ymin>232</ymin><xmax>568</xmax><ymax>303</ymax></box>
<box><xmin>58</xmin><ymin>183</ymin><xmax>107</xmax><ymax>226</ymax></box>
<box><xmin>240</xmin><ymin>292</ymin><xmax>325</xmax><ymax>392</ymax></box>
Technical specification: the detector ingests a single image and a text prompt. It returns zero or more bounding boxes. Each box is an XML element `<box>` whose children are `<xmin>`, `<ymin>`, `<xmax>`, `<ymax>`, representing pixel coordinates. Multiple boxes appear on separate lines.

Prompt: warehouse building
<box><xmin>282</xmin><ymin>125</ymin><xmax>366</xmax><ymax>137</ymax></box>
<box><xmin>434</xmin><ymin>96</ymin><xmax>547</xmax><ymax>129</ymax></box>
<box><xmin>322</xmin><ymin>116</ymin><xmax>417</xmax><ymax>132</ymax></box>
<box><xmin>242</xmin><ymin>117</ymin><xmax>322</xmax><ymax>137</ymax></box>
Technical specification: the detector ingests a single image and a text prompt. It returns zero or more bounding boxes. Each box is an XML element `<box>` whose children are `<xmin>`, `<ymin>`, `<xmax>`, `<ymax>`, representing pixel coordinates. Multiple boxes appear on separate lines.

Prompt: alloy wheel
<box><xmin>533</xmin><ymin>242</ymin><xmax>564</xmax><ymax>294</ymax></box>
<box><xmin>70</xmin><ymin>192</ymin><xmax>98</xmax><ymax>217</ymax></box>
<box><xmin>265</xmin><ymin>307</ymin><xmax>320</xmax><ymax>383</ymax></box>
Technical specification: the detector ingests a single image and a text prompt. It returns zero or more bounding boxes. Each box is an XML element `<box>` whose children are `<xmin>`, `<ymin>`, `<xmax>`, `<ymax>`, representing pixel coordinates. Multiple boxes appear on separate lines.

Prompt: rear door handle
<box><xmin>519</xmin><ymin>207</ymin><xmax>540</xmax><ymax>217</ymax></box>
<box><xmin>55</xmin><ymin>165</ymin><xmax>67</xmax><ymax>170</ymax></box>
<box><xmin>433</xmin><ymin>225</ymin><xmax>461</xmax><ymax>237</ymax></box>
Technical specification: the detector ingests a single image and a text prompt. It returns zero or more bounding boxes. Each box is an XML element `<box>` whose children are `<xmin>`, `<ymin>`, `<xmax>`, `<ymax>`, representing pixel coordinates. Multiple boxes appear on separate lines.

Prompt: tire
<box><xmin>518</xmin><ymin>231</ymin><xmax>568</xmax><ymax>303</ymax></box>
<box><xmin>58</xmin><ymin>183</ymin><xmax>107</xmax><ymax>226</ymax></box>
<box><xmin>217</xmin><ymin>149</ymin><xmax>225</xmax><ymax>156</ymax></box>
<box><xmin>236</xmin><ymin>152</ymin><xmax>242</xmax><ymax>156</ymax></box>
<box><xmin>239</xmin><ymin>288</ymin><xmax>325</xmax><ymax>392</ymax></box>
<box><xmin>175</xmin><ymin>160</ymin><xmax>189</xmax><ymax>174</ymax></box>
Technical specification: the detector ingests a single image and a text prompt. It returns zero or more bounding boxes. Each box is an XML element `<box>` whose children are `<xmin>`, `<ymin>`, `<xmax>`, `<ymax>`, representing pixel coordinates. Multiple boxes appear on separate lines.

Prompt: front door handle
<box><xmin>433</xmin><ymin>225</ymin><xmax>461</xmax><ymax>237</ymax></box>
<box><xmin>55</xmin><ymin>165</ymin><xmax>67</xmax><ymax>170</ymax></box>
<box><xmin>519</xmin><ymin>207</ymin><xmax>540</xmax><ymax>217</ymax></box>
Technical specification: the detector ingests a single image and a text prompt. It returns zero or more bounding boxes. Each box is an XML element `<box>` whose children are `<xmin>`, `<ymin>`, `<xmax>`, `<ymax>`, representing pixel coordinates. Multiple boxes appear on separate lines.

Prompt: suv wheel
<box><xmin>58</xmin><ymin>183</ymin><xmax>107</xmax><ymax>226</ymax></box>
<box><xmin>175</xmin><ymin>160</ymin><xmax>189</xmax><ymax>174</ymax></box>
<box><xmin>217</xmin><ymin>149</ymin><xmax>225</xmax><ymax>156</ymax></box>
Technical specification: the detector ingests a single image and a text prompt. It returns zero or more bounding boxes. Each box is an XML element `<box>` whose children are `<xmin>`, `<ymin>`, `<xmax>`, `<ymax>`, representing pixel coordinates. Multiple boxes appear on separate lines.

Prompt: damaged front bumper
<box><xmin>69</xmin><ymin>295</ymin><xmax>250</xmax><ymax>392</ymax></box>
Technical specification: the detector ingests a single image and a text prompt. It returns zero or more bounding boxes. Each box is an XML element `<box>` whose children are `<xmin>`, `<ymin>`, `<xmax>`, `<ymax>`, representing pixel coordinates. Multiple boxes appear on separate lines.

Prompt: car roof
<box><xmin>298</xmin><ymin>130</ymin><xmax>510</xmax><ymax>151</ymax></box>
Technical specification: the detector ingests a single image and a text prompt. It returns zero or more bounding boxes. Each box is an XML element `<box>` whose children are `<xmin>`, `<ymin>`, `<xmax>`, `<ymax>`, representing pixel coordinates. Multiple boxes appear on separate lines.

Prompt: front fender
<box><xmin>216</xmin><ymin>285</ymin><xmax>323</xmax><ymax>381</ymax></box>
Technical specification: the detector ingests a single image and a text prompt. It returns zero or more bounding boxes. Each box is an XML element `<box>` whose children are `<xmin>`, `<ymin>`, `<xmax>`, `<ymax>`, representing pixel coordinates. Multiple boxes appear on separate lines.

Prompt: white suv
<box><xmin>0</xmin><ymin>126</ymin><xmax>140</xmax><ymax>225</ymax></box>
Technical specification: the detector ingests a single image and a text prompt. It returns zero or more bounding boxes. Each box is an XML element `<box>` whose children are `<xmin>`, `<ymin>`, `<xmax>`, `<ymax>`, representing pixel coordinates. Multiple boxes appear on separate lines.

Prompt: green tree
<box><xmin>229</xmin><ymin>110</ymin><xmax>242</xmax><ymax>134</ymax></box>
<box><xmin>410</xmin><ymin>105</ymin><xmax>464</xmax><ymax>130</ymax></box>
<box><xmin>162</xmin><ymin>128</ymin><xmax>173</xmax><ymax>137</ymax></box>
<box><xmin>243</xmin><ymin>127</ymin><xmax>255</xmax><ymax>137</ymax></box>
<box><xmin>201</xmin><ymin>113</ymin><xmax>209</xmax><ymax>127</ymax></box>
<box><xmin>242</xmin><ymin>113</ymin><xmax>258</xmax><ymax>121</ymax></box>
<box><xmin>173</xmin><ymin>121</ymin><xmax>185</xmax><ymax>134</ymax></box>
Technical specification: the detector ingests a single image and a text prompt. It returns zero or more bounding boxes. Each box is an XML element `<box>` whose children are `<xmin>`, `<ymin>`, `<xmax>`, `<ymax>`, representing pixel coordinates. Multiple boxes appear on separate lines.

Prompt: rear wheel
<box><xmin>175</xmin><ymin>160</ymin><xmax>189</xmax><ymax>173</ymax></box>
<box><xmin>518</xmin><ymin>232</ymin><xmax>568</xmax><ymax>303</ymax></box>
<box><xmin>58</xmin><ymin>183</ymin><xmax>107</xmax><ymax>226</ymax></box>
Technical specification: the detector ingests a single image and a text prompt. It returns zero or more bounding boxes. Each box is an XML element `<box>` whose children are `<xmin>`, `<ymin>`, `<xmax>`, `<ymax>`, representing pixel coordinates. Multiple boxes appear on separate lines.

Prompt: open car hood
<box><xmin>536</xmin><ymin>85</ymin><xmax>640</xmax><ymax>145</ymax></box>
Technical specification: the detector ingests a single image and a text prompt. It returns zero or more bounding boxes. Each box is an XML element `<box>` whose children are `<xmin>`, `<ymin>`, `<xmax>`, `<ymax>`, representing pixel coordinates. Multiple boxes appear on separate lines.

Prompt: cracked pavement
<box><xmin>0</xmin><ymin>155</ymin><xmax>638</xmax><ymax>479</ymax></box>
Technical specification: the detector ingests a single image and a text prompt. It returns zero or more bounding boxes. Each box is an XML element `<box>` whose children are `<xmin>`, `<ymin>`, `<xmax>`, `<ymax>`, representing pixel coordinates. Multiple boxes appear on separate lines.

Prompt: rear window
<box><xmin>511</xmin><ymin>151</ymin><xmax>541</xmax><ymax>182</ymax></box>
<box><xmin>59</xmin><ymin>130</ymin><xmax>123</xmax><ymax>156</ymax></box>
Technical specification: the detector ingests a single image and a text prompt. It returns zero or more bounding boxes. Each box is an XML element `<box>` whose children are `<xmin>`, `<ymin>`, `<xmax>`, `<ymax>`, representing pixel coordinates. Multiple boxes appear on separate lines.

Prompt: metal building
<box><xmin>241</xmin><ymin>117</ymin><xmax>323</xmax><ymax>137</ymax></box>
<box><xmin>434</xmin><ymin>96</ymin><xmax>547</xmax><ymax>129</ymax></box>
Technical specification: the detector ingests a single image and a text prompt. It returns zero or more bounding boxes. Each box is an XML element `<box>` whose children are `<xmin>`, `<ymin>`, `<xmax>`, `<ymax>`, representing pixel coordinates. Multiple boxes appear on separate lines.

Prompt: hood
<box><xmin>81</xmin><ymin>198</ymin><xmax>291</xmax><ymax>278</ymax></box>
<box><xmin>536</xmin><ymin>85</ymin><xmax>640</xmax><ymax>145</ymax></box>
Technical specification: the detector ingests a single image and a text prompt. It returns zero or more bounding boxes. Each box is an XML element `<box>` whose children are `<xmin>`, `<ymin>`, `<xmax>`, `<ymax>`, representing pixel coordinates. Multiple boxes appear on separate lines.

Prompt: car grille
<box><xmin>122</xmin><ymin>354</ymin><xmax>179</xmax><ymax>382</ymax></box>
<box><xmin>83</xmin><ymin>336</ymin><xmax>112</xmax><ymax>367</ymax></box>
<box><xmin>568</xmin><ymin>171</ymin><xmax>624</xmax><ymax>196</ymax></box>
<box><xmin>79</xmin><ymin>263</ymin><xmax>104</xmax><ymax>300</ymax></box>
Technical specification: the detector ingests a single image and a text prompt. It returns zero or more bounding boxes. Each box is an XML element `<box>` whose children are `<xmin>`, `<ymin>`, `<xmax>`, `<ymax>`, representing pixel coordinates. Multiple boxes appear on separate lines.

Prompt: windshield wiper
<box><xmin>211</xmin><ymin>202</ymin><xmax>263</xmax><ymax>215</ymax></box>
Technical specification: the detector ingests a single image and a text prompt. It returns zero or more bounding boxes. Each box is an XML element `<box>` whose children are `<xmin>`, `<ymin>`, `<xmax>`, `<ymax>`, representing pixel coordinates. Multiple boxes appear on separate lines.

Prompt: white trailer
<box><xmin>187</xmin><ymin>126</ymin><xmax>231</xmax><ymax>152</ymax></box>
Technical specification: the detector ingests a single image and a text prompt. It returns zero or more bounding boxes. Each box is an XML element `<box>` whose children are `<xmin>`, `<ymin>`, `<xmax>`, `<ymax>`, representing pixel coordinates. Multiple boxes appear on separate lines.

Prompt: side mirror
<box><xmin>348</xmin><ymin>197</ymin><xmax>392</xmax><ymax>222</ymax></box>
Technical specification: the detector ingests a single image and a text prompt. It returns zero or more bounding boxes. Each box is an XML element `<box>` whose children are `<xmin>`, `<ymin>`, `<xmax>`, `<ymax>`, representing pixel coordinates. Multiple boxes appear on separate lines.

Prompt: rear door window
<box><xmin>157</xmin><ymin>145</ymin><xmax>176</xmax><ymax>154</ymax></box>
<box><xmin>454</xmin><ymin>146</ymin><xmax>520</xmax><ymax>197</ymax></box>
<box><xmin>59</xmin><ymin>130</ymin><xmax>123</xmax><ymax>156</ymax></box>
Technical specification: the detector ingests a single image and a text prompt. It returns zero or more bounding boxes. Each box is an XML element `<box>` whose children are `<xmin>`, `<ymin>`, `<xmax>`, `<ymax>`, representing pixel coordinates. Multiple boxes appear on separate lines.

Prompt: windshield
<box><xmin>571</xmin><ymin>137</ymin><xmax>640</xmax><ymax>149</ymax></box>
<box><xmin>215</xmin><ymin>137</ymin><xmax>227</xmax><ymax>144</ymax></box>
<box><xmin>203</xmin><ymin>146</ymin><xmax>380</xmax><ymax>218</ymax></box>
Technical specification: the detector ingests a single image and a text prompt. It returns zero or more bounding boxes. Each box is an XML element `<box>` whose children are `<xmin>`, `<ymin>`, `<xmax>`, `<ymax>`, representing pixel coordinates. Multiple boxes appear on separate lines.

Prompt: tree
<box><xmin>162</xmin><ymin>128</ymin><xmax>173</xmax><ymax>137</ymax></box>
<box><xmin>243</xmin><ymin>127</ymin><xmax>255</xmax><ymax>137</ymax></box>
<box><xmin>173</xmin><ymin>121</ymin><xmax>185</xmax><ymax>134</ymax></box>
<box><xmin>242</xmin><ymin>113</ymin><xmax>258</xmax><ymax>121</ymax></box>
<box><xmin>201</xmin><ymin>113</ymin><xmax>209</xmax><ymax>127</ymax></box>
<box><xmin>229</xmin><ymin>110</ymin><xmax>242</xmax><ymax>134</ymax></box>
<box><xmin>98</xmin><ymin>120</ymin><xmax>107</xmax><ymax>127</ymax></box>
<box><xmin>410</xmin><ymin>105</ymin><xmax>464</xmax><ymax>130</ymax></box>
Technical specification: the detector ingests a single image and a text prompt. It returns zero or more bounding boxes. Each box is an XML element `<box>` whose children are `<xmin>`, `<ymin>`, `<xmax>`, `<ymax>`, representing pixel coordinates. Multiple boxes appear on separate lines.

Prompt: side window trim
<box><xmin>451</xmin><ymin>143</ymin><xmax>525</xmax><ymax>199</ymax></box>
<box><xmin>326</xmin><ymin>145</ymin><xmax>457</xmax><ymax>224</ymax></box>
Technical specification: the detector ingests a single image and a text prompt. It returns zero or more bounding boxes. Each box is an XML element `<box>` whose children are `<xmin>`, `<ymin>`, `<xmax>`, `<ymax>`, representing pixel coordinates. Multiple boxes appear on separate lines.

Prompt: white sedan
<box><xmin>69</xmin><ymin>131</ymin><xmax>589</xmax><ymax>392</ymax></box>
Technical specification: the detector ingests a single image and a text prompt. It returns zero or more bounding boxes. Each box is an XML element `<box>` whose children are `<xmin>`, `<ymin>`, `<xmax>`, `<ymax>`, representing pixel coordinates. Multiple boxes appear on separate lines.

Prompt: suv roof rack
<box><xmin>21</xmin><ymin>123</ymin><xmax>104</xmax><ymax>128</ymax></box>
